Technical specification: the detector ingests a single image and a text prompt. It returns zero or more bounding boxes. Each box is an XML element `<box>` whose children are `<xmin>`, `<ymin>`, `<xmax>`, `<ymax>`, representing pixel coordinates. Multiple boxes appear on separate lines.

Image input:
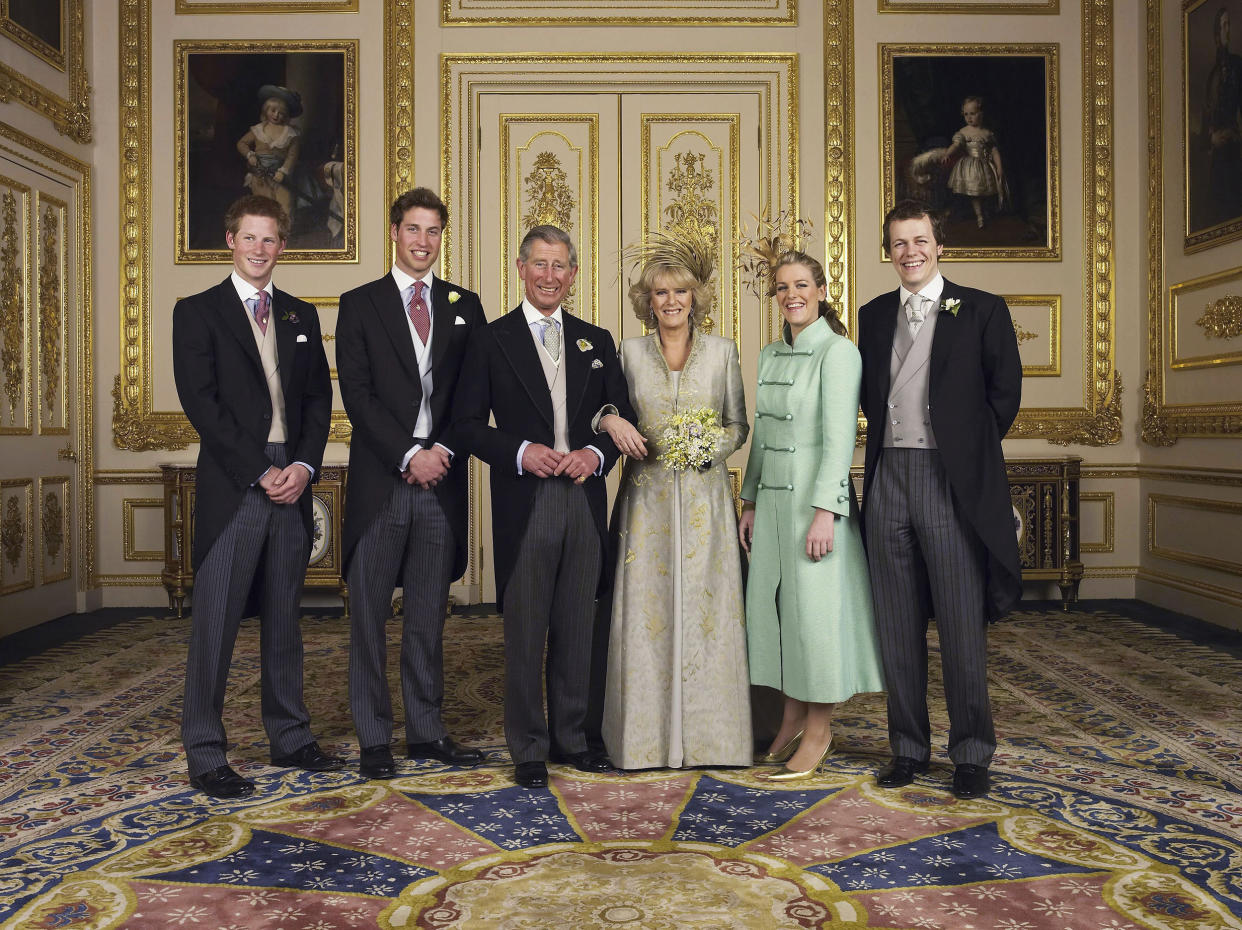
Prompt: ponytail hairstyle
<box><xmin>769</xmin><ymin>250</ymin><xmax>847</xmax><ymax>337</ymax></box>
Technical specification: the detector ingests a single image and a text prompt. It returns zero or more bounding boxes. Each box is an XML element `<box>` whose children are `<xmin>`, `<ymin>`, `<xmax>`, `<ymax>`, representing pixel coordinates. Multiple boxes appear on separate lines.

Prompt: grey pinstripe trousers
<box><xmin>865</xmin><ymin>448</ymin><xmax>995</xmax><ymax>767</ymax></box>
<box><xmin>181</xmin><ymin>443</ymin><xmax>314</xmax><ymax>778</ymax></box>
<box><xmin>347</xmin><ymin>479</ymin><xmax>455</xmax><ymax>749</ymax></box>
<box><xmin>503</xmin><ymin>478</ymin><xmax>601</xmax><ymax>764</ymax></box>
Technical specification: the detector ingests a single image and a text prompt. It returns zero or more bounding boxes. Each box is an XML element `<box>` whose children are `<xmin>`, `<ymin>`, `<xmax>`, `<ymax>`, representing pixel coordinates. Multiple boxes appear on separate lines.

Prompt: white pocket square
<box><xmin>454</xmin><ymin>316</ymin><xmax>467</xmax><ymax>325</ymax></box>
<box><xmin>591</xmin><ymin>358</ymin><xmax>604</xmax><ymax>369</ymax></box>
<box><xmin>296</xmin><ymin>334</ymin><xmax>308</xmax><ymax>343</ymax></box>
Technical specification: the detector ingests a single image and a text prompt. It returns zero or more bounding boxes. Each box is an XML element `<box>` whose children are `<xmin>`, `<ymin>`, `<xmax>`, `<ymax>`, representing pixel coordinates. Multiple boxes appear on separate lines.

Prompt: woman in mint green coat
<box><xmin>738</xmin><ymin>251</ymin><xmax>885</xmax><ymax>781</ymax></box>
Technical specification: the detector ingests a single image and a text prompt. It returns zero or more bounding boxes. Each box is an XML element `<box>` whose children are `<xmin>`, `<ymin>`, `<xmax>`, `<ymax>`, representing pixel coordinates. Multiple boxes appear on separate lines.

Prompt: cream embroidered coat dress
<box><xmin>602</xmin><ymin>332</ymin><xmax>753</xmax><ymax>769</ymax></box>
<box><xmin>741</xmin><ymin>317</ymin><xmax>885</xmax><ymax>703</ymax></box>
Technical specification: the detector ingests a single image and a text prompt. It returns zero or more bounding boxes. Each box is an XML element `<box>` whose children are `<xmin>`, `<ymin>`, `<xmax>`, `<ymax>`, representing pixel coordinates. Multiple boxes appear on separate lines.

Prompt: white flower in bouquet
<box><xmin>656</xmin><ymin>406</ymin><xmax>724</xmax><ymax>472</ymax></box>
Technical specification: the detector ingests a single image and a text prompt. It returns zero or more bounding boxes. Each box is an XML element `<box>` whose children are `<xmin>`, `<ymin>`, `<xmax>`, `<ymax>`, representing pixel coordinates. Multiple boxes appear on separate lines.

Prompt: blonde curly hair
<box><xmin>629</xmin><ymin>263</ymin><xmax>714</xmax><ymax>330</ymax></box>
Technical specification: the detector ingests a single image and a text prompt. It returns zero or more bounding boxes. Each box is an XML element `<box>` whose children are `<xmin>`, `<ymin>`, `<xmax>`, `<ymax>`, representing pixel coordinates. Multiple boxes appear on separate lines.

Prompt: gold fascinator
<box><xmin>737</xmin><ymin>209</ymin><xmax>814</xmax><ymax>298</ymax></box>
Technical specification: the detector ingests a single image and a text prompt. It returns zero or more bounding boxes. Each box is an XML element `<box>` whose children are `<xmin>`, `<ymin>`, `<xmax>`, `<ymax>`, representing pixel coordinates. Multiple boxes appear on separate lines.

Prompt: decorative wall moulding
<box><xmin>1168</xmin><ymin>265</ymin><xmax>1242</xmax><ymax>370</ymax></box>
<box><xmin>879</xmin><ymin>0</ymin><xmax>1058</xmax><ymax>11</ymax></box>
<box><xmin>115</xmin><ymin>0</ymin><xmax>412</xmax><ymax>453</ymax></box>
<box><xmin>1147</xmin><ymin>0</ymin><xmax>1242</xmax><ymax>443</ymax></box>
<box><xmin>0</xmin><ymin>0</ymin><xmax>89</xmax><ymax>143</ymax></box>
<box><xmin>1005</xmin><ymin>294</ymin><xmax>1061</xmax><ymax>377</ymax></box>
<box><xmin>441</xmin><ymin>0</ymin><xmax>797</xmax><ymax>26</ymax></box>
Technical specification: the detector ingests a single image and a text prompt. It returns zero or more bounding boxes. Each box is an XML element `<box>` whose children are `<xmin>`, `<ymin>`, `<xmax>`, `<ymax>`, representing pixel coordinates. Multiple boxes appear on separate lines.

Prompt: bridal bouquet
<box><xmin>656</xmin><ymin>406</ymin><xmax>724</xmax><ymax>472</ymax></box>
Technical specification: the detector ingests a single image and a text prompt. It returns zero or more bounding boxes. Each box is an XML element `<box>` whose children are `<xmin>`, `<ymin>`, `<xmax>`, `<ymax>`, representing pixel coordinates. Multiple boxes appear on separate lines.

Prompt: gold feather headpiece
<box><xmin>621</xmin><ymin>227</ymin><xmax>716</xmax><ymax>290</ymax></box>
<box><xmin>737</xmin><ymin>208</ymin><xmax>814</xmax><ymax>298</ymax></box>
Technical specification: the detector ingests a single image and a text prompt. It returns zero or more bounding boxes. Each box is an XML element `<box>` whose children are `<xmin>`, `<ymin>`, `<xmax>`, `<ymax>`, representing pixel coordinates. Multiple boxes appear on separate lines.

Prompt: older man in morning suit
<box><xmin>858</xmin><ymin>199</ymin><xmax>1022</xmax><ymax>800</ymax></box>
<box><xmin>337</xmin><ymin>188</ymin><xmax>488</xmax><ymax>780</ymax></box>
<box><xmin>173</xmin><ymin>194</ymin><xmax>341</xmax><ymax>800</ymax></box>
<box><xmin>453</xmin><ymin>225</ymin><xmax>637</xmax><ymax>788</ymax></box>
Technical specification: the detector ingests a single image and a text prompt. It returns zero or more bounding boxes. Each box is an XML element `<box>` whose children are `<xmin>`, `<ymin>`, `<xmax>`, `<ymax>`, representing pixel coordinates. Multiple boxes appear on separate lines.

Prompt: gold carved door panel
<box><xmin>0</xmin><ymin>156</ymin><xmax>80</xmax><ymax>634</ymax></box>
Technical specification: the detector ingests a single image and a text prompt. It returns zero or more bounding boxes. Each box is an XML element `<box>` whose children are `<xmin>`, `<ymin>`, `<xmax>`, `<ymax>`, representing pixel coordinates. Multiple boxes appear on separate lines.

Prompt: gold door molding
<box><xmin>441</xmin><ymin>54</ymin><xmax>798</xmax><ymax>306</ymax></box>
<box><xmin>113</xmin><ymin>0</ymin><xmax>415</xmax><ymax>452</ymax></box>
<box><xmin>36</xmin><ymin>193</ymin><xmax>68</xmax><ymax>437</ymax></box>
<box><xmin>0</xmin><ymin>478</ymin><xmax>33</xmax><ymax>594</ymax></box>
<box><xmin>39</xmin><ymin>475</ymin><xmax>71</xmax><ymax>584</ymax></box>
<box><xmin>0</xmin><ymin>120</ymin><xmax>93</xmax><ymax>586</ymax></box>
<box><xmin>1144</xmin><ymin>0</ymin><xmax>1242</xmax><ymax>442</ymax></box>
<box><xmin>0</xmin><ymin>173</ymin><xmax>31</xmax><ymax>436</ymax></box>
<box><xmin>0</xmin><ymin>0</ymin><xmax>90</xmax><ymax>143</ymax></box>
<box><xmin>441</xmin><ymin>0</ymin><xmax>797</xmax><ymax>26</ymax></box>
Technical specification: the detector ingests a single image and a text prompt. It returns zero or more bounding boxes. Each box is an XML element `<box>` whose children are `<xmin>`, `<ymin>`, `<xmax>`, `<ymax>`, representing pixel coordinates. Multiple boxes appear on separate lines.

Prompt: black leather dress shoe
<box><xmin>190</xmin><ymin>765</ymin><xmax>255</xmax><ymax>799</ymax></box>
<box><xmin>952</xmin><ymin>764</ymin><xmax>990</xmax><ymax>799</ymax></box>
<box><xmin>876</xmin><ymin>756</ymin><xmax>930</xmax><ymax>788</ymax></box>
<box><xmin>359</xmin><ymin>744</ymin><xmax>397</xmax><ymax>780</ymax></box>
<box><xmin>407</xmin><ymin>735</ymin><xmax>484</xmax><ymax>767</ymax></box>
<box><xmin>514</xmin><ymin>761</ymin><xmax>549</xmax><ymax>788</ymax></box>
<box><xmin>549</xmin><ymin>750</ymin><xmax>613</xmax><ymax>773</ymax></box>
<box><xmin>272</xmin><ymin>741</ymin><xmax>345</xmax><ymax>772</ymax></box>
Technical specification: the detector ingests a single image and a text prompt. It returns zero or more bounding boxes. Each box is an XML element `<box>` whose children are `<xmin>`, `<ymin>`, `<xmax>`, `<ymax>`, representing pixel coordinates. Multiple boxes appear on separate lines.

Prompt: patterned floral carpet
<box><xmin>1</xmin><ymin>607</ymin><xmax>1240</xmax><ymax>929</ymax></box>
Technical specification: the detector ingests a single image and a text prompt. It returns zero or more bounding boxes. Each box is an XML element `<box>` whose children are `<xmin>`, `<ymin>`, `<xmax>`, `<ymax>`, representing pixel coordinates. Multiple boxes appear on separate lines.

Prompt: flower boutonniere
<box><xmin>281</xmin><ymin>308</ymin><xmax>300</xmax><ymax>324</ymax></box>
<box><xmin>941</xmin><ymin>298</ymin><xmax>961</xmax><ymax>317</ymax></box>
<box><xmin>448</xmin><ymin>290</ymin><xmax>461</xmax><ymax>304</ymax></box>
<box><xmin>577</xmin><ymin>338</ymin><xmax>593</xmax><ymax>352</ymax></box>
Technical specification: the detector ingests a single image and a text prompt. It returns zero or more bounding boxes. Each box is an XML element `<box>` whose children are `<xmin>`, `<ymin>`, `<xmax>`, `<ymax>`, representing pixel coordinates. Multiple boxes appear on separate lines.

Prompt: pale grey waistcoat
<box><xmin>882</xmin><ymin>298</ymin><xmax>938</xmax><ymax>449</ymax></box>
<box><xmin>244</xmin><ymin>299</ymin><xmax>288</xmax><ymax>443</ymax></box>
<box><xmin>534</xmin><ymin>325</ymin><xmax>570</xmax><ymax>453</ymax></box>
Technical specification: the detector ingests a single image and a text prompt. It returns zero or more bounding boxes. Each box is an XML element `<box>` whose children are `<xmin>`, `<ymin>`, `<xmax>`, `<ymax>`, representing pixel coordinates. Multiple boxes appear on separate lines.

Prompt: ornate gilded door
<box><xmin>464</xmin><ymin>88</ymin><xmax>775</xmax><ymax>603</ymax></box>
<box><xmin>0</xmin><ymin>153</ymin><xmax>82</xmax><ymax>634</ymax></box>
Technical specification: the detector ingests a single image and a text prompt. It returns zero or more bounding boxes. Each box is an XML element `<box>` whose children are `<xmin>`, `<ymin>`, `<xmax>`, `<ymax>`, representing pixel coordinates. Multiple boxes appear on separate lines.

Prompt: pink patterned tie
<box><xmin>252</xmin><ymin>291</ymin><xmax>270</xmax><ymax>335</ymax></box>
<box><xmin>407</xmin><ymin>281</ymin><xmax>430</xmax><ymax>343</ymax></box>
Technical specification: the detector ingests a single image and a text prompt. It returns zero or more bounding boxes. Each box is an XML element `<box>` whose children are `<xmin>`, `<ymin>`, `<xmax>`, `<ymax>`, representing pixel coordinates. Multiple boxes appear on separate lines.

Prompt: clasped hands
<box><xmin>521</xmin><ymin>444</ymin><xmax>598</xmax><ymax>483</ymax></box>
<box><xmin>404</xmin><ymin>446</ymin><xmax>451</xmax><ymax>488</ymax></box>
<box><xmin>738</xmin><ymin>504</ymin><xmax>836</xmax><ymax>562</ymax></box>
<box><xmin>259</xmin><ymin>463</ymin><xmax>312</xmax><ymax>504</ymax></box>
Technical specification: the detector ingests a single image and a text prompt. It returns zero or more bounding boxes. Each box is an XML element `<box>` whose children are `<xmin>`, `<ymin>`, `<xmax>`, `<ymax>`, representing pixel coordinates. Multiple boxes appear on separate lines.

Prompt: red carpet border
<box><xmin>1</xmin><ymin>609</ymin><xmax>1240</xmax><ymax>928</ymax></box>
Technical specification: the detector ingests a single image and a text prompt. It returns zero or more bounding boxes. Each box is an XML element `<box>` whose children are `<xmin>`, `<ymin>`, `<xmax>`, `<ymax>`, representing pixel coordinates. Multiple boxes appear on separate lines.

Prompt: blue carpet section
<box><xmin>671</xmin><ymin>775</ymin><xmax>836</xmax><ymax>846</ymax></box>
<box><xmin>413</xmin><ymin>786</ymin><xmax>579</xmax><ymax>849</ymax></box>
<box><xmin>811</xmin><ymin>820</ymin><xmax>1096</xmax><ymax>889</ymax></box>
<box><xmin>147</xmin><ymin>827</ymin><xmax>433</xmax><ymax>896</ymax></box>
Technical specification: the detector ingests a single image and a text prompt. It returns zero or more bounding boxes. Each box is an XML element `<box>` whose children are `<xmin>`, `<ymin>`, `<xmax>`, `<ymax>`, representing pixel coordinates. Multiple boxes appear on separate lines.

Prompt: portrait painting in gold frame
<box><xmin>175</xmin><ymin>40</ymin><xmax>357</xmax><ymax>264</ymax></box>
<box><xmin>880</xmin><ymin>44</ymin><xmax>1060</xmax><ymax>261</ymax></box>
<box><xmin>1184</xmin><ymin>0</ymin><xmax>1242</xmax><ymax>252</ymax></box>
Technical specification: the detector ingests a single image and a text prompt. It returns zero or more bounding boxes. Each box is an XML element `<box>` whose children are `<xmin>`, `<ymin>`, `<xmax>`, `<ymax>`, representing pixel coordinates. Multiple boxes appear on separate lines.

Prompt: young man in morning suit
<box><xmin>336</xmin><ymin>188</ymin><xmax>487</xmax><ymax>780</ymax></box>
<box><xmin>173</xmin><ymin>194</ymin><xmax>341</xmax><ymax>799</ymax></box>
<box><xmin>453</xmin><ymin>225</ymin><xmax>637</xmax><ymax>788</ymax></box>
<box><xmin>858</xmin><ymin>199</ymin><xmax>1023</xmax><ymax>800</ymax></box>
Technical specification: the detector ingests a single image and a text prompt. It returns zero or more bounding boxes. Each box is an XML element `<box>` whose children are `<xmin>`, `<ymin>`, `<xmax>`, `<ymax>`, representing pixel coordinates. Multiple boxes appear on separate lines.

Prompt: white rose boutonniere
<box><xmin>448</xmin><ymin>291</ymin><xmax>461</xmax><ymax>304</ymax></box>
<box><xmin>941</xmin><ymin>298</ymin><xmax>961</xmax><ymax>317</ymax></box>
<box><xmin>577</xmin><ymin>338</ymin><xmax>593</xmax><ymax>352</ymax></box>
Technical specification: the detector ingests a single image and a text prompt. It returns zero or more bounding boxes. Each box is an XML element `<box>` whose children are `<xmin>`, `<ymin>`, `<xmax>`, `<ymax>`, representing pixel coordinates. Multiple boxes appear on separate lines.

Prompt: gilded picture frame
<box><xmin>0</xmin><ymin>0</ymin><xmax>88</xmax><ymax>142</ymax></box>
<box><xmin>1183</xmin><ymin>0</ymin><xmax>1242</xmax><ymax>251</ymax></box>
<box><xmin>441</xmin><ymin>0</ymin><xmax>796</xmax><ymax>25</ymax></box>
<box><xmin>174</xmin><ymin>40</ymin><xmax>358</xmax><ymax>264</ymax></box>
<box><xmin>880</xmin><ymin>44</ymin><xmax>1060</xmax><ymax>261</ymax></box>
<box><xmin>2</xmin><ymin>0</ymin><xmax>65</xmax><ymax>70</ymax></box>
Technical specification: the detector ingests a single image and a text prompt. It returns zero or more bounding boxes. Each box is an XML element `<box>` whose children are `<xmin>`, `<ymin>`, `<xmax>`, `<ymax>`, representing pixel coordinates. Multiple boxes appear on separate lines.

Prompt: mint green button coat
<box><xmin>741</xmin><ymin>317</ymin><xmax>885</xmax><ymax>703</ymax></box>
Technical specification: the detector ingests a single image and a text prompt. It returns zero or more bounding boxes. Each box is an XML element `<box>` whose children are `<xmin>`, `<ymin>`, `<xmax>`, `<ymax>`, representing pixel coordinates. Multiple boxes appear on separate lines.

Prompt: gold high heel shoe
<box><xmin>755</xmin><ymin>729</ymin><xmax>804</xmax><ymax>765</ymax></box>
<box><xmin>757</xmin><ymin>739</ymin><xmax>835</xmax><ymax>782</ymax></box>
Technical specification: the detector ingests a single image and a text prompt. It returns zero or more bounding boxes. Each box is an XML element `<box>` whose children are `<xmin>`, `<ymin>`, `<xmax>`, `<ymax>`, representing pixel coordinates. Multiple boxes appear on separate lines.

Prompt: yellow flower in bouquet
<box><xmin>656</xmin><ymin>406</ymin><xmax>724</xmax><ymax>472</ymax></box>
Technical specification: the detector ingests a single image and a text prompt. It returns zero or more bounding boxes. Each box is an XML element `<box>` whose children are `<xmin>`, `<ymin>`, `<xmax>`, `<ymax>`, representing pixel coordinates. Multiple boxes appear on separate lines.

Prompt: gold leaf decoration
<box><xmin>1195</xmin><ymin>295</ymin><xmax>1242</xmax><ymax>340</ymax></box>
<box><xmin>1013</xmin><ymin>321</ymin><xmax>1038</xmax><ymax>344</ymax></box>
<box><xmin>521</xmin><ymin>151</ymin><xmax>578</xmax><ymax>314</ymax></box>
<box><xmin>2</xmin><ymin>495</ymin><xmax>23</xmax><ymax>570</ymax></box>
<box><xmin>38</xmin><ymin>203</ymin><xmax>61</xmax><ymax>418</ymax></box>
<box><xmin>661</xmin><ymin>152</ymin><xmax>720</xmax><ymax>332</ymax></box>
<box><xmin>522</xmin><ymin>151</ymin><xmax>575</xmax><ymax>232</ymax></box>
<box><xmin>1</xmin><ymin>190</ymin><xmax>21</xmax><ymax>420</ymax></box>
<box><xmin>42</xmin><ymin>490</ymin><xmax>63</xmax><ymax>560</ymax></box>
